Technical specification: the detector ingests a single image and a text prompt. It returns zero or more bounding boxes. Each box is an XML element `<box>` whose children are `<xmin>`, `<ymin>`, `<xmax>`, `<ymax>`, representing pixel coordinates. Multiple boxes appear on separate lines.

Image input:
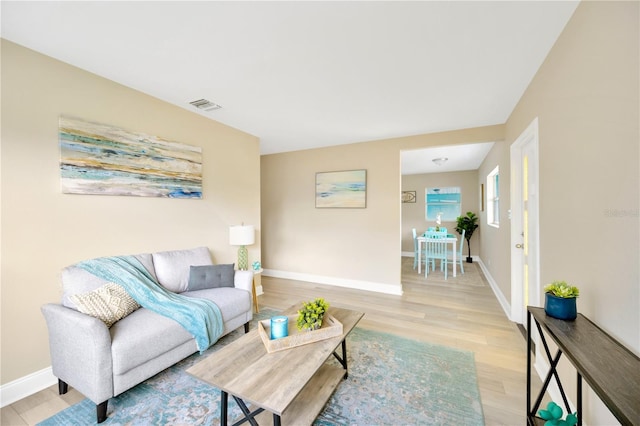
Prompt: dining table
<box><xmin>416</xmin><ymin>234</ymin><xmax>458</xmax><ymax>277</ymax></box>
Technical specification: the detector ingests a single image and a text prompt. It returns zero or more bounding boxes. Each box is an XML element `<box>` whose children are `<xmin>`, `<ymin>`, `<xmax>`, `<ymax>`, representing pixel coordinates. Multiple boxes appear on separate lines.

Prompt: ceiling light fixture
<box><xmin>189</xmin><ymin>98</ymin><xmax>222</xmax><ymax>112</ymax></box>
<box><xmin>432</xmin><ymin>157</ymin><xmax>448</xmax><ymax>166</ymax></box>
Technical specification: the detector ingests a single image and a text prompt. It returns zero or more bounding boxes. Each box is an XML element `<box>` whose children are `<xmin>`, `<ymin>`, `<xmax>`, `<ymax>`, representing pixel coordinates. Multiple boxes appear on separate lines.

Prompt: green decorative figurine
<box><xmin>538</xmin><ymin>401</ymin><xmax>577</xmax><ymax>426</ymax></box>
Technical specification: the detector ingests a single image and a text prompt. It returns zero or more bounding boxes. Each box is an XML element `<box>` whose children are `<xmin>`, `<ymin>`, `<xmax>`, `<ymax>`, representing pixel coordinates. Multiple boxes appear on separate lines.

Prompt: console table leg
<box><xmin>577</xmin><ymin>372</ymin><xmax>582</xmax><ymax>426</ymax></box>
<box><xmin>273</xmin><ymin>414</ymin><xmax>281</xmax><ymax>426</ymax></box>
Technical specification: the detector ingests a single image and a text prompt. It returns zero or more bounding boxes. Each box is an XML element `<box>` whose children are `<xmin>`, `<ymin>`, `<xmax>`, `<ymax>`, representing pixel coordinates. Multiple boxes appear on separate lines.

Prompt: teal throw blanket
<box><xmin>77</xmin><ymin>255</ymin><xmax>223</xmax><ymax>353</ymax></box>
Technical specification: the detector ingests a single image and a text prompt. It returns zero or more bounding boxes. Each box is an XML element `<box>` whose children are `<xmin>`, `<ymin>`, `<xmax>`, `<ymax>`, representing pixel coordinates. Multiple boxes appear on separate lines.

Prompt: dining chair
<box><xmin>424</xmin><ymin>233</ymin><xmax>448</xmax><ymax>279</ymax></box>
<box><xmin>447</xmin><ymin>229</ymin><xmax>465</xmax><ymax>275</ymax></box>
<box><xmin>424</xmin><ymin>229</ymin><xmax>447</xmax><ymax>272</ymax></box>
<box><xmin>412</xmin><ymin>228</ymin><xmax>426</xmax><ymax>270</ymax></box>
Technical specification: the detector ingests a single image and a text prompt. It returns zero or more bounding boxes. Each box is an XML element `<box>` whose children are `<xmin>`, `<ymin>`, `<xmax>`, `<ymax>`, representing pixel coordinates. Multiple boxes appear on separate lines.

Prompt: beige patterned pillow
<box><xmin>70</xmin><ymin>283</ymin><xmax>140</xmax><ymax>327</ymax></box>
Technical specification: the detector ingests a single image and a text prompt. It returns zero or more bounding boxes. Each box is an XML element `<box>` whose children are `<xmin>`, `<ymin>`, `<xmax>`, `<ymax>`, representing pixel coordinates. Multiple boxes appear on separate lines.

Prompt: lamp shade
<box><xmin>229</xmin><ymin>225</ymin><xmax>255</xmax><ymax>246</ymax></box>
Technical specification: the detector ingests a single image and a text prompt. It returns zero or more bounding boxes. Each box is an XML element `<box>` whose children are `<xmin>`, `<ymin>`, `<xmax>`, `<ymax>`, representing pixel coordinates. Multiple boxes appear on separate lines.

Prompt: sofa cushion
<box><xmin>70</xmin><ymin>283</ymin><xmax>140</xmax><ymax>327</ymax></box>
<box><xmin>182</xmin><ymin>287</ymin><xmax>252</xmax><ymax>321</ymax></box>
<box><xmin>110</xmin><ymin>288</ymin><xmax>250</xmax><ymax>375</ymax></box>
<box><xmin>187</xmin><ymin>264</ymin><xmax>235</xmax><ymax>291</ymax></box>
<box><xmin>152</xmin><ymin>247</ymin><xmax>212</xmax><ymax>293</ymax></box>
<box><xmin>61</xmin><ymin>253</ymin><xmax>156</xmax><ymax>310</ymax></box>
<box><xmin>110</xmin><ymin>308</ymin><xmax>194</xmax><ymax>375</ymax></box>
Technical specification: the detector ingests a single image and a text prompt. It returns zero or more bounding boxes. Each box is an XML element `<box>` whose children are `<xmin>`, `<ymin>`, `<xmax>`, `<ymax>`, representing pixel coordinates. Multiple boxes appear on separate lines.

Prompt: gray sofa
<box><xmin>41</xmin><ymin>247</ymin><xmax>253</xmax><ymax>423</ymax></box>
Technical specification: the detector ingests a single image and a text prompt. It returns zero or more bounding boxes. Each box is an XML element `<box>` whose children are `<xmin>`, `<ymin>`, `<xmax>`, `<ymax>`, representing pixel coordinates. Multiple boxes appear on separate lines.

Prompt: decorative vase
<box><xmin>544</xmin><ymin>293</ymin><xmax>577</xmax><ymax>320</ymax></box>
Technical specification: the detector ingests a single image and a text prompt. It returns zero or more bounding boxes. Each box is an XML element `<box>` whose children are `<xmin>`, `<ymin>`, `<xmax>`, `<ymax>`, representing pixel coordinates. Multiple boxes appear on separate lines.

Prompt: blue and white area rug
<box><xmin>39</xmin><ymin>311</ymin><xmax>484</xmax><ymax>425</ymax></box>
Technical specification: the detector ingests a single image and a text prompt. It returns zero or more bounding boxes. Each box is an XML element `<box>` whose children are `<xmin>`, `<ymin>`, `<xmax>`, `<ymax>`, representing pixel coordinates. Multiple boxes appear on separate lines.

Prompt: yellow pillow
<box><xmin>70</xmin><ymin>283</ymin><xmax>140</xmax><ymax>327</ymax></box>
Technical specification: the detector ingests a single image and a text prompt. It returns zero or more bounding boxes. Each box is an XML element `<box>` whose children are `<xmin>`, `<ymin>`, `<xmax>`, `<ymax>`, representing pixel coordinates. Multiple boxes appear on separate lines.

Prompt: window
<box><xmin>425</xmin><ymin>187</ymin><xmax>461</xmax><ymax>221</ymax></box>
<box><xmin>487</xmin><ymin>166</ymin><xmax>500</xmax><ymax>227</ymax></box>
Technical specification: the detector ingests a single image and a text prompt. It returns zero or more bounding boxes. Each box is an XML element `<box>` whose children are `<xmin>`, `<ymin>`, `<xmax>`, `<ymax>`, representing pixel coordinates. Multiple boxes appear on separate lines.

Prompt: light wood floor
<box><xmin>2</xmin><ymin>258</ymin><xmax>544</xmax><ymax>425</ymax></box>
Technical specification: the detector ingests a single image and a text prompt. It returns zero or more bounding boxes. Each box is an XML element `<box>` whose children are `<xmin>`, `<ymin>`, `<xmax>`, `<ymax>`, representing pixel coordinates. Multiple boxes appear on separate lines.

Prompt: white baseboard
<box><xmin>262</xmin><ymin>269</ymin><xmax>403</xmax><ymax>296</ymax></box>
<box><xmin>1</xmin><ymin>367</ymin><xmax>57</xmax><ymax>407</ymax></box>
<box><xmin>476</xmin><ymin>258</ymin><xmax>512</xmax><ymax>321</ymax></box>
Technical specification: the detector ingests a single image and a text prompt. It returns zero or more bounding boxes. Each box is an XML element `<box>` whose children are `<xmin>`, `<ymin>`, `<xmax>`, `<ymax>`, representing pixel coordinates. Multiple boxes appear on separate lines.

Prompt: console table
<box><xmin>527</xmin><ymin>306</ymin><xmax>640</xmax><ymax>426</ymax></box>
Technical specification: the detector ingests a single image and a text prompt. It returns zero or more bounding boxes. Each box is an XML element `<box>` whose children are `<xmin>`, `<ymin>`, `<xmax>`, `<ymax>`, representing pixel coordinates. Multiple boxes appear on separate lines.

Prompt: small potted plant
<box><xmin>296</xmin><ymin>298</ymin><xmax>329</xmax><ymax>331</ymax></box>
<box><xmin>544</xmin><ymin>281</ymin><xmax>579</xmax><ymax>320</ymax></box>
<box><xmin>455</xmin><ymin>211</ymin><xmax>479</xmax><ymax>263</ymax></box>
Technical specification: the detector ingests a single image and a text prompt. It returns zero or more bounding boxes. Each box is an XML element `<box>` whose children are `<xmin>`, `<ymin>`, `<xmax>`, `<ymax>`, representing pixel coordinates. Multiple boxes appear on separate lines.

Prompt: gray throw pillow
<box><xmin>188</xmin><ymin>264</ymin><xmax>235</xmax><ymax>291</ymax></box>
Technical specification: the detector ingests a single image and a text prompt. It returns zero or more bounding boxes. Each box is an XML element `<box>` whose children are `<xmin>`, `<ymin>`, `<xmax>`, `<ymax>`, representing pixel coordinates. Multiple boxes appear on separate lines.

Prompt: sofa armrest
<box><xmin>41</xmin><ymin>304</ymin><xmax>114</xmax><ymax>404</ymax></box>
<box><xmin>233</xmin><ymin>270</ymin><xmax>254</xmax><ymax>294</ymax></box>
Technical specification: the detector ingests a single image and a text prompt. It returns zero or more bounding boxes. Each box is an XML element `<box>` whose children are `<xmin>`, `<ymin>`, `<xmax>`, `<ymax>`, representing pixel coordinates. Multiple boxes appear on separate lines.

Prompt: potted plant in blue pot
<box><xmin>544</xmin><ymin>281</ymin><xmax>579</xmax><ymax>320</ymax></box>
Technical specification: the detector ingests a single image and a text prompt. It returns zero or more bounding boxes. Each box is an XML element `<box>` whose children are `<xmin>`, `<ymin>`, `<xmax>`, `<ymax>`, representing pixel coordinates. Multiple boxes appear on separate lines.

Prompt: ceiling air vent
<box><xmin>189</xmin><ymin>98</ymin><xmax>222</xmax><ymax>112</ymax></box>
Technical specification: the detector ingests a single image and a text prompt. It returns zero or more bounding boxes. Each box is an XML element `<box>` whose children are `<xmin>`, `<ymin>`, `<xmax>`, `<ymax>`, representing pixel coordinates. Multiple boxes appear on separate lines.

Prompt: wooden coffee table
<box><xmin>186</xmin><ymin>304</ymin><xmax>364</xmax><ymax>425</ymax></box>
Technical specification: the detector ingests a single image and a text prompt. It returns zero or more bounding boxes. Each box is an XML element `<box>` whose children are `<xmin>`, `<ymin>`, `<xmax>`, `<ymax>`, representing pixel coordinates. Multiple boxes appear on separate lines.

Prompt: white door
<box><xmin>510</xmin><ymin>118</ymin><xmax>540</xmax><ymax>325</ymax></box>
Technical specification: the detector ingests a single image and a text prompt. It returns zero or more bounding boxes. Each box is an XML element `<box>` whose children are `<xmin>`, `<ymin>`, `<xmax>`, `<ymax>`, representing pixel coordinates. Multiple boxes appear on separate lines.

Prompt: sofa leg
<box><xmin>244</xmin><ymin>322</ymin><xmax>250</xmax><ymax>333</ymax></box>
<box><xmin>97</xmin><ymin>401</ymin><xmax>108</xmax><ymax>423</ymax></box>
<box><xmin>58</xmin><ymin>379</ymin><xmax>68</xmax><ymax>395</ymax></box>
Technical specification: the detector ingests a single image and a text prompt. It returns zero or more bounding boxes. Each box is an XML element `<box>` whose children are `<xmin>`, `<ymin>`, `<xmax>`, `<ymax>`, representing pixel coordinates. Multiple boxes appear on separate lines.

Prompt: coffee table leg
<box><xmin>341</xmin><ymin>339</ymin><xmax>348</xmax><ymax>378</ymax></box>
<box><xmin>332</xmin><ymin>339</ymin><xmax>349</xmax><ymax>379</ymax></box>
<box><xmin>273</xmin><ymin>414</ymin><xmax>281</xmax><ymax>426</ymax></box>
<box><xmin>221</xmin><ymin>390</ymin><xmax>228</xmax><ymax>426</ymax></box>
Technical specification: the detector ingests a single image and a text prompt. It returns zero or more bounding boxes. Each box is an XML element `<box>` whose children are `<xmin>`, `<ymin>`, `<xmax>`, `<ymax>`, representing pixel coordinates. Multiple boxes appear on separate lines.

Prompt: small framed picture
<box><xmin>402</xmin><ymin>191</ymin><xmax>416</xmax><ymax>203</ymax></box>
<box><xmin>316</xmin><ymin>169</ymin><xmax>367</xmax><ymax>208</ymax></box>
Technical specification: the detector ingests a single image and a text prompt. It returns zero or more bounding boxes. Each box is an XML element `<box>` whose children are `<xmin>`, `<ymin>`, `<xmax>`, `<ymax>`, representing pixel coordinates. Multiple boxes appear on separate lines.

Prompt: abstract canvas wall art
<box><xmin>59</xmin><ymin>116</ymin><xmax>202</xmax><ymax>198</ymax></box>
<box><xmin>315</xmin><ymin>169</ymin><xmax>367</xmax><ymax>208</ymax></box>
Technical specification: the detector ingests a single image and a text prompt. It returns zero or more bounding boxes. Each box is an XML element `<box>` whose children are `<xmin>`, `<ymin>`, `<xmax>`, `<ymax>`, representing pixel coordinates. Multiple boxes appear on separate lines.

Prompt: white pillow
<box><xmin>152</xmin><ymin>247</ymin><xmax>213</xmax><ymax>292</ymax></box>
<box><xmin>71</xmin><ymin>283</ymin><xmax>140</xmax><ymax>327</ymax></box>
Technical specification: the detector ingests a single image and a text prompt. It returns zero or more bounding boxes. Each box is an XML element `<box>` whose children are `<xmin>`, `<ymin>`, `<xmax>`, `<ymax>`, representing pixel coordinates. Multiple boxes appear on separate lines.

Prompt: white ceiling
<box><xmin>401</xmin><ymin>142</ymin><xmax>494</xmax><ymax>175</ymax></box>
<box><xmin>2</xmin><ymin>1</ymin><xmax>579</xmax><ymax>173</ymax></box>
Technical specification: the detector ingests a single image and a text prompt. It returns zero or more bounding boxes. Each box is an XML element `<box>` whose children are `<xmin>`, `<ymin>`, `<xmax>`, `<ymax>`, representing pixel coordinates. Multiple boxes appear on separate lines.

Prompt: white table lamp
<box><xmin>229</xmin><ymin>225</ymin><xmax>255</xmax><ymax>270</ymax></box>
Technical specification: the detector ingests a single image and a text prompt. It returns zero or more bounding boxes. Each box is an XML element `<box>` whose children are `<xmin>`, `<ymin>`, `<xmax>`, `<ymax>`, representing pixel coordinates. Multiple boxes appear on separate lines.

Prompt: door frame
<box><xmin>510</xmin><ymin>117</ymin><xmax>541</xmax><ymax>324</ymax></box>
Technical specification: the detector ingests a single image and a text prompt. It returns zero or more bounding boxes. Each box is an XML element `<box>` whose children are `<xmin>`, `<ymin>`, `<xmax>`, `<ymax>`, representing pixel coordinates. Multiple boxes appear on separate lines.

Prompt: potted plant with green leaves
<box><xmin>455</xmin><ymin>211</ymin><xmax>479</xmax><ymax>263</ymax></box>
<box><xmin>296</xmin><ymin>298</ymin><xmax>329</xmax><ymax>331</ymax></box>
<box><xmin>544</xmin><ymin>281</ymin><xmax>579</xmax><ymax>320</ymax></box>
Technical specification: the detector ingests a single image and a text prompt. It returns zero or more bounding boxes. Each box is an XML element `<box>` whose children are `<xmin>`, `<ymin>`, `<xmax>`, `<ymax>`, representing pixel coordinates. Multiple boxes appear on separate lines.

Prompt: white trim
<box><xmin>0</xmin><ymin>367</ymin><xmax>57</xmax><ymax>407</ymax></box>
<box><xmin>476</xmin><ymin>258</ymin><xmax>512</xmax><ymax>321</ymax></box>
<box><xmin>262</xmin><ymin>269</ymin><xmax>404</xmax><ymax>296</ymax></box>
<box><xmin>486</xmin><ymin>166</ymin><xmax>500</xmax><ymax>228</ymax></box>
<box><xmin>510</xmin><ymin>117</ymin><xmax>541</xmax><ymax>325</ymax></box>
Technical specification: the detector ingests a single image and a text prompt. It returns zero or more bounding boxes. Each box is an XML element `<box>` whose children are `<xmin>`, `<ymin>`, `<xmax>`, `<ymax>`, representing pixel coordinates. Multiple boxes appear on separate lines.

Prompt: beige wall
<box><xmin>501</xmin><ymin>2</ymin><xmax>639</xmax><ymax>423</ymax></box>
<box><xmin>401</xmin><ymin>170</ymin><xmax>480</xmax><ymax>257</ymax></box>
<box><xmin>261</xmin><ymin>126</ymin><xmax>503</xmax><ymax>293</ymax></box>
<box><xmin>0</xmin><ymin>40</ymin><xmax>261</xmax><ymax>385</ymax></box>
<box><xmin>477</xmin><ymin>141</ymin><xmax>511</xmax><ymax>297</ymax></box>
